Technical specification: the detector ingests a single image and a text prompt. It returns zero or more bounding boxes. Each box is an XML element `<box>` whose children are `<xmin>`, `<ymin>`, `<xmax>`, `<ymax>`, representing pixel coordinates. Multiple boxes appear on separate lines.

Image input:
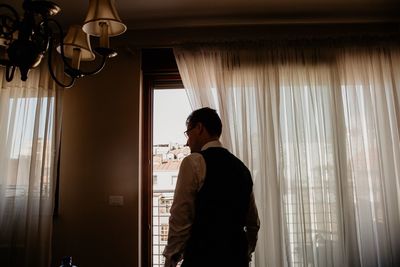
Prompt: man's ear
<box><xmin>198</xmin><ymin>122</ymin><xmax>209</xmax><ymax>136</ymax></box>
<box><xmin>197</xmin><ymin>122</ymin><xmax>204</xmax><ymax>134</ymax></box>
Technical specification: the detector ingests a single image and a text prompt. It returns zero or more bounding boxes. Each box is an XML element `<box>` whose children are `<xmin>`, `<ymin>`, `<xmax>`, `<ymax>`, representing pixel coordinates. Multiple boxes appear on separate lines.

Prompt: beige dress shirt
<box><xmin>163</xmin><ymin>140</ymin><xmax>260</xmax><ymax>267</ymax></box>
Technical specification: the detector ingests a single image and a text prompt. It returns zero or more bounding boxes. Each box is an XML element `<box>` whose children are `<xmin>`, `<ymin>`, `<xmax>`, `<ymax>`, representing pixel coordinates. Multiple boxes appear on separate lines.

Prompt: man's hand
<box><xmin>248</xmin><ymin>251</ymin><xmax>254</xmax><ymax>262</ymax></box>
<box><xmin>164</xmin><ymin>253</ymin><xmax>182</xmax><ymax>267</ymax></box>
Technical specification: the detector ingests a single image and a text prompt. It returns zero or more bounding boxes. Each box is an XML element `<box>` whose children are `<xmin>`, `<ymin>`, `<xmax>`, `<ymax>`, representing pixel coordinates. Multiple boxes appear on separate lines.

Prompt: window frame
<box><xmin>141</xmin><ymin>48</ymin><xmax>183</xmax><ymax>267</ymax></box>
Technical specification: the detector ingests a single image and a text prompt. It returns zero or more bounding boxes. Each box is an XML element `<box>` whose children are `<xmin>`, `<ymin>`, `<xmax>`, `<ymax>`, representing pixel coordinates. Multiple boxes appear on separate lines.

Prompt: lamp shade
<box><xmin>82</xmin><ymin>0</ymin><xmax>126</xmax><ymax>37</ymax></box>
<box><xmin>57</xmin><ymin>25</ymin><xmax>95</xmax><ymax>61</ymax></box>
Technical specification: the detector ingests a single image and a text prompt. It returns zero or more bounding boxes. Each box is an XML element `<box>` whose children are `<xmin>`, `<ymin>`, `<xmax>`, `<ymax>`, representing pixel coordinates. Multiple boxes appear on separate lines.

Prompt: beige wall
<box><xmin>52</xmin><ymin>48</ymin><xmax>141</xmax><ymax>267</ymax></box>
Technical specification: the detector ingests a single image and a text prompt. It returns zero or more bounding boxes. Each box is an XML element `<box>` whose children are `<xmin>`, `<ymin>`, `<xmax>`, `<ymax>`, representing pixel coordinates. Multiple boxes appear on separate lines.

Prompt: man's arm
<box><xmin>163</xmin><ymin>156</ymin><xmax>200</xmax><ymax>267</ymax></box>
<box><xmin>246</xmin><ymin>191</ymin><xmax>260</xmax><ymax>260</ymax></box>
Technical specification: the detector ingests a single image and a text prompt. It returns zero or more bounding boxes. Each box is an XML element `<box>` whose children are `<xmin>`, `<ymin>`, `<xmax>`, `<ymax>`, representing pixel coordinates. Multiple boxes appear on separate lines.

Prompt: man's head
<box><xmin>185</xmin><ymin>107</ymin><xmax>222</xmax><ymax>153</ymax></box>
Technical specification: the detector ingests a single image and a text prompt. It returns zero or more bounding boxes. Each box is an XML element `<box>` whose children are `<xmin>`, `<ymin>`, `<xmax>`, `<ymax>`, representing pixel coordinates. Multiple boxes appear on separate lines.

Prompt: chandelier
<box><xmin>0</xmin><ymin>0</ymin><xmax>126</xmax><ymax>88</ymax></box>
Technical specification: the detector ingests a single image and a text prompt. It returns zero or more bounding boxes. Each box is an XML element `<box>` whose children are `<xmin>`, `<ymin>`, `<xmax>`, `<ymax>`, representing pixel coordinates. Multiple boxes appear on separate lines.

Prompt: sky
<box><xmin>153</xmin><ymin>89</ymin><xmax>192</xmax><ymax>145</ymax></box>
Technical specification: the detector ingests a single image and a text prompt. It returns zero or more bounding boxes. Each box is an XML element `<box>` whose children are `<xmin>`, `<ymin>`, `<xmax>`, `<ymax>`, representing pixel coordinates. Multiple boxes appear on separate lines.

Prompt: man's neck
<box><xmin>201</xmin><ymin>137</ymin><xmax>219</xmax><ymax>147</ymax></box>
<box><xmin>200</xmin><ymin>139</ymin><xmax>221</xmax><ymax>151</ymax></box>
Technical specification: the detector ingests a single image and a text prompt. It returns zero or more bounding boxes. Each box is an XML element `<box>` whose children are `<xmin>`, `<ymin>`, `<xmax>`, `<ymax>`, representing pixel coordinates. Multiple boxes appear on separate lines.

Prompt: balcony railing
<box><xmin>153</xmin><ymin>190</ymin><xmax>174</xmax><ymax>267</ymax></box>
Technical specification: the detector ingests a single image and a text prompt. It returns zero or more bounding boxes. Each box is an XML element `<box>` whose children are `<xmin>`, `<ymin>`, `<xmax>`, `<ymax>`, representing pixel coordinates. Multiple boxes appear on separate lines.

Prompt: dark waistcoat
<box><xmin>182</xmin><ymin>147</ymin><xmax>253</xmax><ymax>267</ymax></box>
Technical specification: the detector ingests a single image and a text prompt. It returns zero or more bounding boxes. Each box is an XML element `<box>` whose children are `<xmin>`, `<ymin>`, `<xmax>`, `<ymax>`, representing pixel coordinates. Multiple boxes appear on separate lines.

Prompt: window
<box><xmin>2</xmin><ymin>96</ymin><xmax>55</xmax><ymax>199</ymax></box>
<box><xmin>171</xmin><ymin>175</ymin><xmax>177</xmax><ymax>186</ymax></box>
<box><xmin>151</xmin><ymin>88</ymin><xmax>191</xmax><ymax>267</ymax></box>
<box><xmin>159</xmin><ymin>197</ymin><xmax>173</xmax><ymax>214</ymax></box>
<box><xmin>141</xmin><ymin>48</ymin><xmax>188</xmax><ymax>267</ymax></box>
<box><xmin>160</xmin><ymin>224</ymin><xmax>169</xmax><ymax>242</ymax></box>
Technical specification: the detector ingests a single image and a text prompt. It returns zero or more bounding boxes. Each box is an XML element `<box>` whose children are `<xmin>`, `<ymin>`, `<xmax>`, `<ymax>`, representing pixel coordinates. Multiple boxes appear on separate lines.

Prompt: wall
<box><xmin>51</xmin><ymin>48</ymin><xmax>142</xmax><ymax>267</ymax></box>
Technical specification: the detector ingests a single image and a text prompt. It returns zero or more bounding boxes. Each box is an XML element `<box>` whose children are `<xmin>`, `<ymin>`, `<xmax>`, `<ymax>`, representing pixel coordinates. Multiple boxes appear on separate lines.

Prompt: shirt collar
<box><xmin>201</xmin><ymin>140</ymin><xmax>223</xmax><ymax>151</ymax></box>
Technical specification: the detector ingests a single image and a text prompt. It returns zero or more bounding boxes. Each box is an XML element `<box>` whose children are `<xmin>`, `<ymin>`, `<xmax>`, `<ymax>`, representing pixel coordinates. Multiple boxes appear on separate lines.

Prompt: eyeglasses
<box><xmin>184</xmin><ymin>126</ymin><xmax>195</xmax><ymax>138</ymax></box>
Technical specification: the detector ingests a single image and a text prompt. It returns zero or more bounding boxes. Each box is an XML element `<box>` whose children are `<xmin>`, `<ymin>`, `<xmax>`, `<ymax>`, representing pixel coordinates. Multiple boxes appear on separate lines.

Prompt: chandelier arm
<box><xmin>47</xmin><ymin>52</ymin><xmax>76</xmax><ymax>88</ymax></box>
<box><xmin>5</xmin><ymin>65</ymin><xmax>16</xmax><ymax>82</ymax></box>
<box><xmin>0</xmin><ymin>5</ymin><xmax>20</xmax><ymax>42</ymax></box>
<box><xmin>78</xmin><ymin>55</ymin><xmax>107</xmax><ymax>76</ymax></box>
<box><xmin>0</xmin><ymin>4</ymin><xmax>20</xmax><ymax>23</ymax></box>
<box><xmin>0</xmin><ymin>14</ymin><xmax>19</xmax><ymax>38</ymax></box>
<box><xmin>47</xmin><ymin>27</ymin><xmax>76</xmax><ymax>88</ymax></box>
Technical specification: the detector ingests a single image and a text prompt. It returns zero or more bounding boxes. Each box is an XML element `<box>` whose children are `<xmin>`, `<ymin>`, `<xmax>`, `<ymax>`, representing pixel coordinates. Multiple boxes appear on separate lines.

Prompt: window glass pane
<box><xmin>152</xmin><ymin>89</ymin><xmax>191</xmax><ymax>267</ymax></box>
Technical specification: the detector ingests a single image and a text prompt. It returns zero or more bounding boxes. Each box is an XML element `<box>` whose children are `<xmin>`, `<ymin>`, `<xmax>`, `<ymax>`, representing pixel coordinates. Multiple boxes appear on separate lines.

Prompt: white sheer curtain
<box><xmin>0</xmin><ymin>62</ymin><xmax>63</xmax><ymax>267</ymax></box>
<box><xmin>174</xmin><ymin>43</ymin><xmax>400</xmax><ymax>267</ymax></box>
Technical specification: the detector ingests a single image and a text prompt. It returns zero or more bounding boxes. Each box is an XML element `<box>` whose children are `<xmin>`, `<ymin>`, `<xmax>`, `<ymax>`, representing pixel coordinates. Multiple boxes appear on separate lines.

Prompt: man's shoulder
<box><xmin>179</xmin><ymin>153</ymin><xmax>206</xmax><ymax>178</ymax></box>
<box><xmin>181</xmin><ymin>152</ymin><xmax>204</xmax><ymax>164</ymax></box>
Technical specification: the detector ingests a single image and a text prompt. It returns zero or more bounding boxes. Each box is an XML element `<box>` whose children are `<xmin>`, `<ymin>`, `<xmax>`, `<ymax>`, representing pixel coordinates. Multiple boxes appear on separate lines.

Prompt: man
<box><xmin>163</xmin><ymin>107</ymin><xmax>260</xmax><ymax>267</ymax></box>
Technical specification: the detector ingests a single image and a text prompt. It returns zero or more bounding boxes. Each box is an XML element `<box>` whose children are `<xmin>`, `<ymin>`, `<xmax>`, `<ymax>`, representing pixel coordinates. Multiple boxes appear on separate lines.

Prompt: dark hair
<box><xmin>186</xmin><ymin>107</ymin><xmax>222</xmax><ymax>137</ymax></box>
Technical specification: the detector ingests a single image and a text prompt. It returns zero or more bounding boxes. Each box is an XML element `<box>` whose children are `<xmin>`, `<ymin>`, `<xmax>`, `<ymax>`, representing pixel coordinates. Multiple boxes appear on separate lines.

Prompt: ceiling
<box><xmin>4</xmin><ymin>0</ymin><xmax>400</xmax><ymax>30</ymax></box>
